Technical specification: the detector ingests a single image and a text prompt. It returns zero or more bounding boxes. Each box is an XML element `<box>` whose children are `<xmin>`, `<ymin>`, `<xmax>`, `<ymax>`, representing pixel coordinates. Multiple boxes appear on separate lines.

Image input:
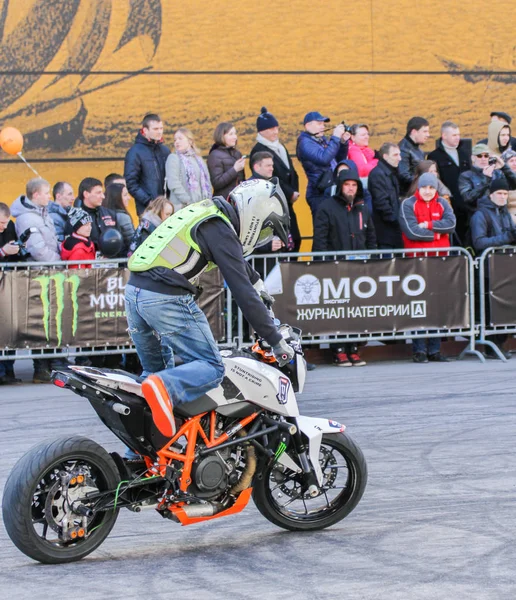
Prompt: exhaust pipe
<box><xmin>181</xmin><ymin>502</ymin><xmax>222</xmax><ymax>518</ymax></box>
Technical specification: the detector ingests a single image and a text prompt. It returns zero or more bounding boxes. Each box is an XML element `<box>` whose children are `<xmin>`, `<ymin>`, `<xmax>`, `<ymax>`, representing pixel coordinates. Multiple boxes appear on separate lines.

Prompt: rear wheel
<box><xmin>2</xmin><ymin>436</ymin><xmax>120</xmax><ymax>564</ymax></box>
<box><xmin>253</xmin><ymin>433</ymin><xmax>367</xmax><ymax>531</ymax></box>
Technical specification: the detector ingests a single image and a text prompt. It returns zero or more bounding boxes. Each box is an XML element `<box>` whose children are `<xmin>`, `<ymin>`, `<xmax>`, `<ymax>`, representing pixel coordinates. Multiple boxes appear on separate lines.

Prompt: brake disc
<box><xmin>44</xmin><ymin>473</ymin><xmax>99</xmax><ymax>534</ymax></box>
<box><xmin>272</xmin><ymin>445</ymin><xmax>338</xmax><ymax>499</ymax></box>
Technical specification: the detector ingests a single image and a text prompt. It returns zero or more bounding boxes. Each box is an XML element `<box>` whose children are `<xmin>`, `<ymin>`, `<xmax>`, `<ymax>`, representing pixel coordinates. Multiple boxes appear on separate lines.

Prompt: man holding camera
<box><xmin>0</xmin><ymin>203</ymin><xmax>21</xmax><ymax>262</ymax></box>
<box><xmin>296</xmin><ymin>112</ymin><xmax>349</xmax><ymax>218</ymax></box>
<box><xmin>458</xmin><ymin>143</ymin><xmax>516</xmax><ymax>214</ymax></box>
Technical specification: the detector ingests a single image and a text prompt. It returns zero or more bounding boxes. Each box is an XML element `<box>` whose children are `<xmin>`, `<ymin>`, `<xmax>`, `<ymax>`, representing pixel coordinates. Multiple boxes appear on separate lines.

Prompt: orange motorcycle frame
<box><xmin>144</xmin><ymin>410</ymin><xmax>260</xmax><ymax>525</ymax></box>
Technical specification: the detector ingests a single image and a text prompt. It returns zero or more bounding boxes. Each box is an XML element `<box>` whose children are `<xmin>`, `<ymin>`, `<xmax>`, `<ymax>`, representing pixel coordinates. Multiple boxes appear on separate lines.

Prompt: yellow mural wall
<box><xmin>0</xmin><ymin>0</ymin><xmax>515</xmax><ymax>249</ymax></box>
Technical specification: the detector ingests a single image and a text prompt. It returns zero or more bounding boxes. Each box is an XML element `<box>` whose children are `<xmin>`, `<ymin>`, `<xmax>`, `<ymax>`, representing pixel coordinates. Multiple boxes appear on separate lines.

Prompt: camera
<box><xmin>488</xmin><ymin>156</ymin><xmax>498</xmax><ymax>166</ymax></box>
<box><xmin>340</xmin><ymin>121</ymin><xmax>353</xmax><ymax>134</ymax></box>
<box><xmin>13</xmin><ymin>228</ymin><xmax>32</xmax><ymax>259</ymax></box>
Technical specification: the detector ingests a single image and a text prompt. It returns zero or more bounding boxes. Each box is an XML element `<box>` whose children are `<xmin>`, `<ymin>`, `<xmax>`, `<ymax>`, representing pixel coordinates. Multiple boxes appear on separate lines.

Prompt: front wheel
<box><xmin>253</xmin><ymin>433</ymin><xmax>367</xmax><ymax>531</ymax></box>
<box><xmin>2</xmin><ymin>435</ymin><xmax>120</xmax><ymax>564</ymax></box>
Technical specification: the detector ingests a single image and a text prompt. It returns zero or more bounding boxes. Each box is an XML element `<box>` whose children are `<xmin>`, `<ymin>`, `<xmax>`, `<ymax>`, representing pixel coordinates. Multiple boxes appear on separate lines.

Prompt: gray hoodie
<box><xmin>11</xmin><ymin>195</ymin><xmax>60</xmax><ymax>262</ymax></box>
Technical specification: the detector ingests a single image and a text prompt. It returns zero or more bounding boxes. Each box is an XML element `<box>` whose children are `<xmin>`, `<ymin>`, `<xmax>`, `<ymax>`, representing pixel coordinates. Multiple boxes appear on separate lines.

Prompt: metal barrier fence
<box><xmin>476</xmin><ymin>246</ymin><xmax>516</xmax><ymax>362</ymax></box>
<box><xmin>245</xmin><ymin>247</ymin><xmax>485</xmax><ymax>362</ymax></box>
<box><xmin>0</xmin><ymin>258</ymin><xmax>230</xmax><ymax>360</ymax></box>
<box><xmin>3</xmin><ymin>246</ymin><xmax>512</xmax><ymax>364</ymax></box>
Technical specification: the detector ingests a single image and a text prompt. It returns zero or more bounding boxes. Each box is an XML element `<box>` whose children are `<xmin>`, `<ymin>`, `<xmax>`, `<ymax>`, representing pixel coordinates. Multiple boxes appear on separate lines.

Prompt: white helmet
<box><xmin>229</xmin><ymin>177</ymin><xmax>290</xmax><ymax>257</ymax></box>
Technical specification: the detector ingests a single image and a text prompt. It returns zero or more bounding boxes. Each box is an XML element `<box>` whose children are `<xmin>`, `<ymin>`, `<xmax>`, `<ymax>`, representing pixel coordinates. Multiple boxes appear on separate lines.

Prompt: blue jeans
<box><xmin>412</xmin><ymin>337</ymin><xmax>441</xmax><ymax>356</ymax></box>
<box><xmin>124</xmin><ymin>285</ymin><xmax>225</xmax><ymax>405</ymax></box>
<box><xmin>0</xmin><ymin>360</ymin><xmax>14</xmax><ymax>377</ymax></box>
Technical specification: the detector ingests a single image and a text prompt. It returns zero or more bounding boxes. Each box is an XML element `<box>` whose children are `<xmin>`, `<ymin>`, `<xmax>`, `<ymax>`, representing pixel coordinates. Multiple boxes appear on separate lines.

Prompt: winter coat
<box><xmin>48</xmin><ymin>201</ymin><xmax>69</xmax><ymax>242</ymax></box>
<box><xmin>458</xmin><ymin>165</ymin><xmax>516</xmax><ymax>212</ymax></box>
<box><xmin>66</xmin><ymin>200</ymin><xmax>117</xmax><ymax>248</ymax></box>
<box><xmin>470</xmin><ymin>196</ymin><xmax>516</xmax><ymax>253</ymax></box>
<box><xmin>60</xmin><ymin>234</ymin><xmax>96</xmax><ymax>268</ymax></box>
<box><xmin>128</xmin><ymin>211</ymin><xmax>163</xmax><ymax>255</ymax></box>
<box><xmin>207</xmin><ymin>144</ymin><xmax>245</xmax><ymax>199</ymax></box>
<box><xmin>398</xmin><ymin>135</ymin><xmax>425</xmax><ymax>194</ymax></box>
<box><xmin>124</xmin><ymin>131</ymin><xmax>171</xmax><ymax>215</ymax></box>
<box><xmin>0</xmin><ymin>220</ymin><xmax>19</xmax><ymax>262</ymax></box>
<box><xmin>399</xmin><ymin>192</ymin><xmax>456</xmax><ymax>251</ymax></box>
<box><xmin>312</xmin><ymin>170</ymin><xmax>377</xmax><ymax>253</ymax></box>
<box><xmin>11</xmin><ymin>195</ymin><xmax>60</xmax><ymax>262</ymax></box>
<box><xmin>368</xmin><ymin>159</ymin><xmax>403</xmax><ymax>248</ymax></box>
<box><xmin>507</xmin><ymin>186</ymin><xmax>516</xmax><ymax>224</ymax></box>
<box><xmin>487</xmin><ymin>120</ymin><xmax>512</xmax><ymax>157</ymax></box>
<box><xmin>114</xmin><ymin>210</ymin><xmax>135</xmax><ymax>256</ymax></box>
<box><xmin>165</xmin><ymin>152</ymin><xmax>212</xmax><ymax>210</ymax></box>
<box><xmin>250</xmin><ymin>140</ymin><xmax>301</xmax><ymax>251</ymax></box>
<box><xmin>296</xmin><ymin>131</ymin><xmax>347</xmax><ymax>200</ymax></box>
<box><xmin>346</xmin><ymin>141</ymin><xmax>378</xmax><ymax>177</ymax></box>
<box><xmin>427</xmin><ymin>139</ymin><xmax>472</xmax><ymax>215</ymax></box>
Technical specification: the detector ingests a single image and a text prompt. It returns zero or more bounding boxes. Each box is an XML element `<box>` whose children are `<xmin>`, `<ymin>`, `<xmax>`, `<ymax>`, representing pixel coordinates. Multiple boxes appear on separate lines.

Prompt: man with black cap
<box><xmin>478</xmin><ymin>112</ymin><xmax>516</xmax><ymax>151</ymax></box>
<box><xmin>458</xmin><ymin>143</ymin><xmax>516</xmax><ymax>216</ymax></box>
<box><xmin>313</xmin><ymin>167</ymin><xmax>376</xmax><ymax>366</ymax></box>
<box><xmin>296</xmin><ymin>111</ymin><xmax>348</xmax><ymax>218</ymax></box>
<box><xmin>250</xmin><ymin>107</ymin><xmax>301</xmax><ymax>251</ymax></box>
<box><xmin>470</xmin><ymin>177</ymin><xmax>516</xmax><ymax>359</ymax></box>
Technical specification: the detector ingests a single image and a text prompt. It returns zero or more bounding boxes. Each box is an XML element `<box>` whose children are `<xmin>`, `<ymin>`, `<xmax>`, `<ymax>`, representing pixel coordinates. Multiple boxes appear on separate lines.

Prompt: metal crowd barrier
<box><xmin>244</xmin><ymin>247</ymin><xmax>485</xmax><ymax>362</ymax></box>
<box><xmin>0</xmin><ymin>258</ymin><xmax>134</xmax><ymax>361</ymax></box>
<box><xmin>4</xmin><ymin>246</ymin><xmax>511</xmax><ymax>364</ymax></box>
<box><xmin>476</xmin><ymin>246</ymin><xmax>516</xmax><ymax>362</ymax></box>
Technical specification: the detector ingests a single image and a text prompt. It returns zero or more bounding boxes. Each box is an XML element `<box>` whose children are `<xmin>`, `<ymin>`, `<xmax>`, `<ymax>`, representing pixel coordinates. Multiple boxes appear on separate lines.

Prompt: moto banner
<box><xmin>271</xmin><ymin>256</ymin><xmax>469</xmax><ymax>336</ymax></box>
<box><xmin>487</xmin><ymin>253</ymin><xmax>516</xmax><ymax>326</ymax></box>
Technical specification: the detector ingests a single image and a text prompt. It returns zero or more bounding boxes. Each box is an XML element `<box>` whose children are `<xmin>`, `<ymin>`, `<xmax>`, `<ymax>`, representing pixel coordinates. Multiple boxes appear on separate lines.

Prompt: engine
<box><xmin>189</xmin><ymin>448</ymin><xmax>241</xmax><ymax>499</ymax></box>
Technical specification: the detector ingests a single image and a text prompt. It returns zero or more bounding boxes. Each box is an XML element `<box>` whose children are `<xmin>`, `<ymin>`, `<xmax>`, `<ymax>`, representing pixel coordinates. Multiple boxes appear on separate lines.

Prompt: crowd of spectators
<box><xmin>2</xmin><ymin>108</ymin><xmax>516</xmax><ymax>381</ymax></box>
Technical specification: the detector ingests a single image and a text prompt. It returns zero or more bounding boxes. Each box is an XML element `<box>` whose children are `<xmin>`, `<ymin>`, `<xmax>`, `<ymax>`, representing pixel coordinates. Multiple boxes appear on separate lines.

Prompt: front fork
<box><xmin>287</xmin><ymin>418</ymin><xmax>320</xmax><ymax>496</ymax></box>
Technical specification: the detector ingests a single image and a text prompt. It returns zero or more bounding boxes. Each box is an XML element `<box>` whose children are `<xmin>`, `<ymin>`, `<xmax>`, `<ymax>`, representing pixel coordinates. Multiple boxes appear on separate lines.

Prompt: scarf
<box><xmin>256</xmin><ymin>133</ymin><xmax>289</xmax><ymax>168</ymax></box>
<box><xmin>178</xmin><ymin>150</ymin><xmax>212</xmax><ymax>199</ymax></box>
<box><xmin>415</xmin><ymin>189</ymin><xmax>439</xmax><ymax>204</ymax></box>
<box><xmin>442</xmin><ymin>141</ymin><xmax>459</xmax><ymax>166</ymax></box>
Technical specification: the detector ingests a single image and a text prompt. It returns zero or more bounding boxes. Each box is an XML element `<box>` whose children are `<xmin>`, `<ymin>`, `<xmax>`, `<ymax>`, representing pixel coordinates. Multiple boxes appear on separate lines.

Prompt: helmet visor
<box><xmin>256</xmin><ymin>224</ymin><xmax>275</xmax><ymax>248</ymax></box>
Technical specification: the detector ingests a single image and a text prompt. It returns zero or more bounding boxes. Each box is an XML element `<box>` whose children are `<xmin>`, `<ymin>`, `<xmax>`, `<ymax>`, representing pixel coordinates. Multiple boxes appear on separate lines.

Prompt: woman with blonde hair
<box><xmin>128</xmin><ymin>195</ymin><xmax>174</xmax><ymax>255</ymax></box>
<box><xmin>165</xmin><ymin>128</ymin><xmax>212</xmax><ymax>211</ymax></box>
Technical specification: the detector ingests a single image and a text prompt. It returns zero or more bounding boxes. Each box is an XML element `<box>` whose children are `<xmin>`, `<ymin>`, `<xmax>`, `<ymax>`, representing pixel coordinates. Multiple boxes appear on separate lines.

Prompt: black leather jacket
<box><xmin>458</xmin><ymin>165</ymin><xmax>516</xmax><ymax>212</ymax></box>
<box><xmin>398</xmin><ymin>135</ymin><xmax>425</xmax><ymax>193</ymax></box>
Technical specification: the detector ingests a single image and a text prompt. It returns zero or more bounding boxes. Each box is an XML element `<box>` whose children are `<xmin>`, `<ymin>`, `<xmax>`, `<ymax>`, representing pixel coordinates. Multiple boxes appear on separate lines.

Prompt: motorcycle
<box><xmin>2</xmin><ymin>324</ymin><xmax>367</xmax><ymax>564</ymax></box>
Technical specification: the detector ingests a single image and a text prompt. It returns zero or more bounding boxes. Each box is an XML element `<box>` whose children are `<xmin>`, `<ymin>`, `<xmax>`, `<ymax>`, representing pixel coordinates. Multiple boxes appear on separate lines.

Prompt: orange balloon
<box><xmin>0</xmin><ymin>127</ymin><xmax>23</xmax><ymax>155</ymax></box>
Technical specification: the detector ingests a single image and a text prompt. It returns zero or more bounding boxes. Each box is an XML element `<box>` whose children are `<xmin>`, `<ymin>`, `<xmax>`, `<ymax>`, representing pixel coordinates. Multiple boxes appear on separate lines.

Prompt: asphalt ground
<box><xmin>1</xmin><ymin>357</ymin><xmax>515</xmax><ymax>600</ymax></box>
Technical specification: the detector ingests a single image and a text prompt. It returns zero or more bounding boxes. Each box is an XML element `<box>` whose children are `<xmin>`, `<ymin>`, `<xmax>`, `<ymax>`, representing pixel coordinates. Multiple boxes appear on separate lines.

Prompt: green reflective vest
<box><xmin>128</xmin><ymin>199</ymin><xmax>232</xmax><ymax>281</ymax></box>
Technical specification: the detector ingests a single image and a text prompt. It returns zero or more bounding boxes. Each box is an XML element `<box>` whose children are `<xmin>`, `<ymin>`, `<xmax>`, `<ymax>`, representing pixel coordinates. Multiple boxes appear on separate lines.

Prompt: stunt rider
<box><xmin>126</xmin><ymin>178</ymin><xmax>294</xmax><ymax>438</ymax></box>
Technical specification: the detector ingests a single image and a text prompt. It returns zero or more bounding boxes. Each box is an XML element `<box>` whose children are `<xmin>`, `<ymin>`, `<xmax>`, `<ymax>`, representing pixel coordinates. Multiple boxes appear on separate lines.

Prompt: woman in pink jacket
<box><xmin>347</xmin><ymin>124</ymin><xmax>378</xmax><ymax>178</ymax></box>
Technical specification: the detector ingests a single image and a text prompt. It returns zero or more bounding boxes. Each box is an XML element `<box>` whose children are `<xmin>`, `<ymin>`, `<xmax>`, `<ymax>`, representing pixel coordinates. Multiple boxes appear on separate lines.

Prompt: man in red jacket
<box><xmin>399</xmin><ymin>173</ymin><xmax>456</xmax><ymax>363</ymax></box>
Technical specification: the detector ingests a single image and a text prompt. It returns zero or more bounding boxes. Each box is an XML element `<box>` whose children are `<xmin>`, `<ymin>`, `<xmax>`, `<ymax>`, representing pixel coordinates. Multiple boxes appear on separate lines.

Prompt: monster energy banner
<box><xmin>487</xmin><ymin>252</ymin><xmax>516</xmax><ymax>326</ymax></box>
<box><xmin>0</xmin><ymin>266</ymin><xmax>226</xmax><ymax>349</ymax></box>
<box><xmin>271</xmin><ymin>256</ymin><xmax>469</xmax><ymax>336</ymax></box>
<box><xmin>0</xmin><ymin>267</ymin><xmax>130</xmax><ymax>349</ymax></box>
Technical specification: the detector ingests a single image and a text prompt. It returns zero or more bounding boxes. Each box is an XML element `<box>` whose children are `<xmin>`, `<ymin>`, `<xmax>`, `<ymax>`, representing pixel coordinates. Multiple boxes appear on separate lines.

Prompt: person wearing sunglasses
<box><xmin>458</xmin><ymin>143</ymin><xmax>516</xmax><ymax>215</ymax></box>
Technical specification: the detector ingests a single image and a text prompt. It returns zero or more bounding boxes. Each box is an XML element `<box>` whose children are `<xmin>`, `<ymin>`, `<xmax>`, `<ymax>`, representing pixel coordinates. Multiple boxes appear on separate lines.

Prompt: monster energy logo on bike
<box><xmin>34</xmin><ymin>273</ymin><xmax>80</xmax><ymax>346</ymax></box>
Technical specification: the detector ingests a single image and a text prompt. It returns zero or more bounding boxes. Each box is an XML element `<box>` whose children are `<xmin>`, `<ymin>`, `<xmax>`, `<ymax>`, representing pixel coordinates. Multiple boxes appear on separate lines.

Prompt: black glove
<box><xmin>272</xmin><ymin>339</ymin><xmax>295</xmax><ymax>367</ymax></box>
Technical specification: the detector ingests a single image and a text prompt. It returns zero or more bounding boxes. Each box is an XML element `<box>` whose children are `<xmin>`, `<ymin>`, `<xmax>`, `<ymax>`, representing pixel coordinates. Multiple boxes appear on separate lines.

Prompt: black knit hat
<box><xmin>257</xmin><ymin>107</ymin><xmax>279</xmax><ymax>132</ymax></box>
<box><xmin>68</xmin><ymin>207</ymin><xmax>92</xmax><ymax>233</ymax></box>
<box><xmin>490</xmin><ymin>177</ymin><xmax>510</xmax><ymax>194</ymax></box>
<box><xmin>490</xmin><ymin>111</ymin><xmax>512</xmax><ymax>125</ymax></box>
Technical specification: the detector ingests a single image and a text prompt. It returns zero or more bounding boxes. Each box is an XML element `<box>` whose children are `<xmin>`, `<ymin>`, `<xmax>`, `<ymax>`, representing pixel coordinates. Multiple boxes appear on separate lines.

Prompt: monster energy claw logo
<box><xmin>35</xmin><ymin>274</ymin><xmax>80</xmax><ymax>346</ymax></box>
